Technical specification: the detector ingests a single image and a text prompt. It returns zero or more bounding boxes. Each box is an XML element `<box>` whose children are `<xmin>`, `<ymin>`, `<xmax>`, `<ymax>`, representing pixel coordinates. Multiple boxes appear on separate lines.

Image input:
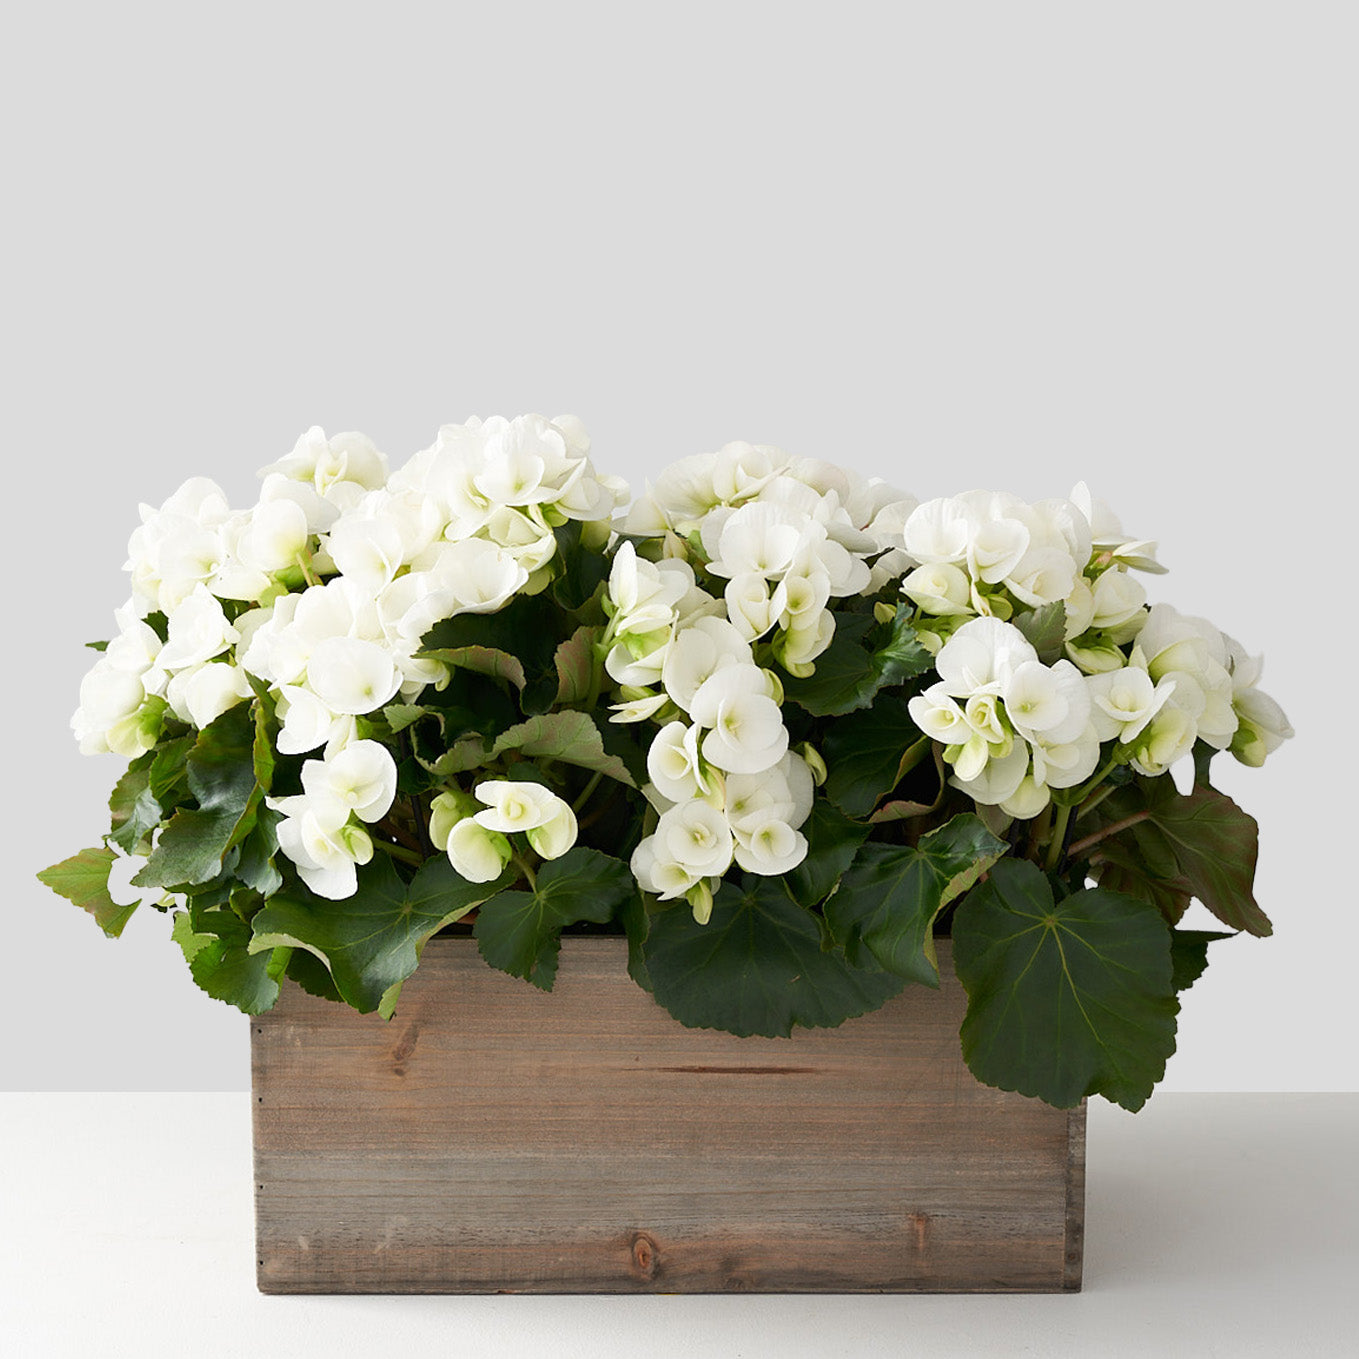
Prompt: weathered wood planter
<box><xmin>252</xmin><ymin>937</ymin><xmax>1085</xmax><ymax>1294</ymax></box>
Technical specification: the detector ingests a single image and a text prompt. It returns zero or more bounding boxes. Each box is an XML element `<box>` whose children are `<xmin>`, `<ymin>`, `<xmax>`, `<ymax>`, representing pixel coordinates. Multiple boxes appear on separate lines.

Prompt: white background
<box><xmin>2</xmin><ymin>1</ymin><xmax>1354</xmax><ymax>1094</ymax></box>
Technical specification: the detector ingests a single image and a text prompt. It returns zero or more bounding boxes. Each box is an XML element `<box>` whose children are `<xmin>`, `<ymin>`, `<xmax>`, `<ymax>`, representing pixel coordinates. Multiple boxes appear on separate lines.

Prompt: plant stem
<box><xmin>1044</xmin><ymin>803</ymin><xmax>1072</xmax><ymax>874</ymax></box>
<box><xmin>294</xmin><ymin>550</ymin><xmax>321</xmax><ymax>588</ymax></box>
<box><xmin>572</xmin><ymin>770</ymin><xmax>604</xmax><ymax>813</ymax></box>
<box><xmin>511</xmin><ymin>850</ymin><xmax>538</xmax><ymax>892</ymax></box>
<box><xmin>375</xmin><ymin>840</ymin><xmax>423</xmax><ymax>867</ymax></box>
<box><xmin>1067</xmin><ymin>810</ymin><xmax>1152</xmax><ymax>861</ymax></box>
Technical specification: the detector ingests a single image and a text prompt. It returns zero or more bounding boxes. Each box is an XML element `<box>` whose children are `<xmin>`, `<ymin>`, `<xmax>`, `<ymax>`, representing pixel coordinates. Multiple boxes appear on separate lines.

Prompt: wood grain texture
<box><xmin>252</xmin><ymin>937</ymin><xmax>1085</xmax><ymax>1294</ymax></box>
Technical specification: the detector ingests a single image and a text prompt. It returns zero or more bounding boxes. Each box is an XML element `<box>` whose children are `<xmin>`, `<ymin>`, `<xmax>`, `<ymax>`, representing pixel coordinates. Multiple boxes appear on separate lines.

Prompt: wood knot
<box><xmin>391</xmin><ymin>1022</ymin><xmax>420</xmax><ymax>1076</ymax></box>
<box><xmin>630</xmin><ymin>1231</ymin><xmax>659</xmax><ymax>1279</ymax></box>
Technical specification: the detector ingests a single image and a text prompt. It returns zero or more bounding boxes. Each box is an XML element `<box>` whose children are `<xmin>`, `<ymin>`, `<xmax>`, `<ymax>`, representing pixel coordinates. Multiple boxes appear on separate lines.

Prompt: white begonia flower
<box><xmin>950</xmin><ymin>739</ymin><xmax>1031</xmax><ymax>806</ymax></box>
<box><xmin>472</xmin><ymin>780</ymin><xmax>566</xmax><ymax>835</ymax></box>
<box><xmin>1126</xmin><ymin>703</ymin><xmax>1198</xmax><ymax>777</ymax></box>
<box><xmin>1063</xmin><ymin>577</ymin><xmax>1096</xmax><ymax>640</ymax></box>
<box><xmin>482</xmin><ymin>506</ymin><xmax>558</xmax><ymax>573</ymax></box>
<box><xmin>655</xmin><ymin>799</ymin><xmax>735</xmax><ymax>879</ymax></box>
<box><xmin>934</xmin><ymin>617</ymin><xmax>1038</xmax><ymax>699</ymax></box>
<box><xmin>908</xmin><ymin>684</ymin><xmax>973</xmax><ymax>744</ymax></box>
<box><xmin>428</xmin><ymin>791</ymin><xmax>478</xmax><ymax>852</ymax></box>
<box><xmin>967</xmin><ymin>515</ymin><xmax>1031</xmax><ymax>585</ymax></box>
<box><xmin>1030</xmin><ymin>729</ymin><xmax>1101</xmax><ymax>790</ymax></box>
<box><xmin>963</xmin><ymin>693</ymin><xmax>1009</xmax><ymax>746</ymax></box>
<box><xmin>904</xmin><ymin>497</ymin><xmax>974</xmax><ymax>565</ymax></box>
<box><xmin>71</xmin><ymin>660</ymin><xmax>148</xmax><ymax>755</ymax></box>
<box><xmin>1222</xmin><ymin>634</ymin><xmax>1293</xmax><ymax>766</ymax></box>
<box><xmin>710</xmin><ymin>440</ymin><xmax>785</xmax><ymax>504</ymax></box>
<box><xmin>773</xmin><ymin>610</ymin><xmax>836</xmax><ymax>677</ymax></box>
<box><xmin>1004</xmin><ymin>545</ymin><xmax>1079</xmax><ymax>608</ymax></box>
<box><xmin>439</xmin><ymin>537</ymin><xmax>532</xmax><ymax>613</ymax></box>
<box><xmin>237</xmin><ymin>498</ymin><xmax>311</xmax><ymax>574</ymax></box>
<box><xmin>1069</xmin><ymin>483</ymin><xmax>1166</xmax><ymax>573</ymax></box>
<box><xmin>998</xmin><ymin>774</ymin><xmax>1050</xmax><ymax>820</ymax></box>
<box><xmin>689</xmin><ymin>665</ymin><xmax>789</xmax><ymax>775</ymax></box>
<box><xmin>1136</xmin><ymin>606</ymin><xmax>1212</xmax><ymax>684</ymax></box>
<box><xmin>723</xmin><ymin>752</ymin><xmax>816</xmax><ymax>834</ymax></box>
<box><xmin>901</xmin><ymin>562</ymin><xmax>974</xmax><ymax>617</ymax></box>
<box><xmin>157</xmin><ymin>585</ymin><xmax>240</xmax><ymax>671</ymax></box>
<box><xmin>474</xmin><ymin>415</ymin><xmax>574</xmax><ymax>507</ymax></box>
<box><xmin>275</xmin><ymin>805</ymin><xmax>374</xmax><ymax>900</ymax></box>
<box><xmin>772</xmin><ymin>563</ymin><xmax>832</xmax><ymax>628</ymax></box>
<box><xmin>1089</xmin><ymin>569</ymin><xmax>1147</xmax><ymax>631</ymax></box>
<box><xmin>724</xmin><ymin>573</ymin><xmax>777</xmax><ymax>640</ymax></box>
<box><xmin>259</xmin><ymin>470</ymin><xmax>338</xmax><ymax>533</ymax></box>
<box><xmin>304</xmin><ymin>636</ymin><xmax>402</xmax><ymax>716</ymax></box>
<box><xmin>1087</xmin><ymin>665</ymin><xmax>1177</xmax><ymax>744</ymax></box>
<box><xmin>166</xmin><ymin>661</ymin><xmax>253</xmax><ymax>730</ymax></box>
<box><xmin>325</xmin><ymin>513</ymin><xmax>406</xmax><ymax>592</ymax></box>
<box><xmin>606</xmin><ymin>632</ymin><xmax>671</xmax><ymax>689</ymax></box>
<box><xmin>301</xmin><ymin>740</ymin><xmax>397</xmax><ymax>824</ymax></box>
<box><xmin>1232</xmin><ymin>688</ymin><xmax>1295</xmax><ymax>767</ymax></box>
<box><xmin>630</xmin><ymin>835</ymin><xmax>702</xmax><ymax>901</ymax></box>
<box><xmin>707</xmin><ymin>501</ymin><xmax>805</xmax><ymax>580</ymax></box>
<box><xmin>610</xmin><ymin>692</ymin><xmax>671</xmax><ymax>724</ymax></box>
<box><xmin>647</xmin><ymin>721</ymin><xmax>718</xmax><ymax>803</ymax></box>
<box><xmin>733</xmin><ymin>819</ymin><xmax>808</xmax><ymax>875</ymax></box>
<box><xmin>446</xmin><ymin>818</ymin><xmax>513</xmax><ymax>883</ymax></box>
<box><xmin>1004</xmin><ymin>660</ymin><xmax>1092</xmax><ymax>746</ymax></box>
<box><xmin>274</xmin><ymin>684</ymin><xmax>337</xmax><ymax>755</ymax></box>
<box><xmin>262</xmin><ymin>426</ymin><xmax>389</xmax><ymax>496</ymax></box>
<box><xmin>526</xmin><ymin>800</ymin><xmax>578</xmax><ymax>861</ymax></box>
<box><xmin>661</xmin><ymin>616</ymin><xmax>753</xmax><ymax>711</ymax></box>
<box><xmin>105</xmin><ymin>618</ymin><xmax>167</xmax><ymax>695</ymax></box>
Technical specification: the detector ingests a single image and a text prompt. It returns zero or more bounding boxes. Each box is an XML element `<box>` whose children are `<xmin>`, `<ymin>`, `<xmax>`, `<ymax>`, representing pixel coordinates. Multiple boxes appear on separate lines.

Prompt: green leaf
<box><xmin>1170</xmin><ymin>928</ymin><xmax>1233</xmax><ymax>993</ymax></box>
<box><xmin>134</xmin><ymin>704</ymin><xmax>262</xmax><ymax>889</ymax></box>
<box><xmin>1086</xmin><ymin>780</ymin><xmax>1271</xmax><ymax>937</ymax></box>
<box><xmin>172</xmin><ymin>910</ymin><xmax>285</xmax><ymax>1015</ymax></box>
<box><xmin>428</xmin><ymin>710</ymin><xmax>637</xmax><ymax>786</ymax></box>
<box><xmin>383</xmin><ymin>703</ymin><xmax>430</xmax><ymax>734</ymax></box>
<box><xmin>420</xmin><ymin>593</ymin><xmax>558</xmax><ymax>700</ymax></box>
<box><xmin>108</xmin><ymin>759</ymin><xmax>162</xmax><ymax>854</ymax></box>
<box><xmin>827</xmin><ymin>815</ymin><xmax>1009</xmax><ymax>984</ymax></box>
<box><xmin>783</xmin><ymin>800</ymin><xmax>870</xmax><ymax>908</ymax></box>
<box><xmin>551</xmin><ymin>519</ymin><xmax>610</xmax><ymax>612</ymax></box>
<box><xmin>642</xmin><ymin>877</ymin><xmax>905</xmax><ymax>1038</ymax></box>
<box><xmin>872</xmin><ymin>602</ymin><xmax>935</xmax><ymax>690</ymax></box>
<box><xmin>37</xmin><ymin>846</ymin><xmax>137</xmax><ymax>938</ymax></box>
<box><xmin>553</xmin><ymin>625</ymin><xmax>603</xmax><ymax>705</ymax></box>
<box><xmin>822</xmin><ymin>696</ymin><xmax>925</xmax><ymax>817</ymax></box>
<box><xmin>148</xmin><ymin>734</ymin><xmax>195</xmax><ymax>804</ymax></box>
<box><xmin>1012</xmin><ymin>601</ymin><xmax>1067</xmax><ymax>665</ymax></box>
<box><xmin>783</xmin><ymin>608</ymin><xmax>931</xmax><ymax>717</ymax></box>
<box><xmin>952</xmin><ymin>859</ymin><xmax>1179</xmax><ymax>1111</ymax></box>
<box><xmin>474</xmin><ymin>848</ymin><xmax>633</xmax><ymax>990</ymax></box>
<box><xmin>235</xmin><ymin>806</ymin><xmax>283</xmax><ymax>897</ymax></box>
<box><xmin>250</xmin><ymin>854</ymin><xmax>508</xmax><ymax>1013</ymax></box>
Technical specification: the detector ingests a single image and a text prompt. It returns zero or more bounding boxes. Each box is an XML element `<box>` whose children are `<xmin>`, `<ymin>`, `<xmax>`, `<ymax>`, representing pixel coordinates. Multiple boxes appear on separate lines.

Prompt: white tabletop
<box><xmin>2</xmin><ymin>1093</ymin><xmax>1355</xmax><ymax>1358</ymax></box>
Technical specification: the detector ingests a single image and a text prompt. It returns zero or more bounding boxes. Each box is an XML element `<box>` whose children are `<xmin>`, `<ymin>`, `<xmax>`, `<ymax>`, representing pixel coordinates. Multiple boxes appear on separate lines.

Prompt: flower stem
<box><xmin>572</xmin><ymin>770</ymin><xmax>604</xmax><ymax>813</ymax></box>
<box><xmin>375</xmin><ymin>839</ymin><xmax>423</xmax><ymax>867</ymax></box>
<box><xmin>511</xmin><ymin>850</ymin><xmax>538</xmax><ymax>892</ymax></box>
<box><xmin>1044</xmin><ymin>803</ymin><xmax>1073</xmax><ymax>874</ymax></box>
<box><xmin>1067</xmin><ymin>811</ymin><xmax>1152</xmax><ymax>861</ymax></box>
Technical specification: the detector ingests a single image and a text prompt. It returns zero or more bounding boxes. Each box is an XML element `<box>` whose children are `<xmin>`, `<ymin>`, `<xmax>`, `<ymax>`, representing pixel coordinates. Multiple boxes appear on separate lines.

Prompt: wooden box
<box><xmin>251</xmin><ymin>937</ymin><xmax>1085</xmax><ymax>1293</ymax></box>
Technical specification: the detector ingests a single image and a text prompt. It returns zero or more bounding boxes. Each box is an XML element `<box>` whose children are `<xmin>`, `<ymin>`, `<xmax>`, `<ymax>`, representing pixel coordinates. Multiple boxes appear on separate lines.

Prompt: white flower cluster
<box><xmin>903</xmin><ymin>484</ymin><xmax>1294</xmax><ymax>813</ymax></box>
<box><xmin>429</xmin><ymin>780</ymin><xmax>577</xmax><ymax>884</ymax></box>
<box><xmin>625</xmin><ymin>441</ymin><xmax>915</xmax><ymax>674</ymax></box>
<box><xmin>74</xmin><ymin>416</ymin><xmax>622</xmax><ymax>898</ymax></box>
<box><xmin>599</xmin><ymin>541</ymin><xmax>816</xmax><ymax>920</ymax></box>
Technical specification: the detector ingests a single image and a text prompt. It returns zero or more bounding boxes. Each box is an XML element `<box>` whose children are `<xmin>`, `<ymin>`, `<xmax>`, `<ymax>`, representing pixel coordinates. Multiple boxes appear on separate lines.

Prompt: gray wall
<box><xmin>4</xmin><ymin>3</ymin><xmax>1353</xmax><ymax>1091</ymax></box>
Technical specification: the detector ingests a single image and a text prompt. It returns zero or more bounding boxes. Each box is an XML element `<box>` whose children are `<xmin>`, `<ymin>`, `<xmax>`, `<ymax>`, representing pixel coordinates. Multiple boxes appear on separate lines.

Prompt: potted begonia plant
<box><xmin>40</xmin><ymin>416</ymin><xmax>1291</xmax><ymax>1292</ymax></box>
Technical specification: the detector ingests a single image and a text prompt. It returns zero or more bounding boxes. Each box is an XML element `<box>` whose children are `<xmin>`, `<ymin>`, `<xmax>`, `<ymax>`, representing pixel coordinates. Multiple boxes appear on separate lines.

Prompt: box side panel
<box><xmin>253</xmin><ymin>938</ymin><xmax>1081</xmax><ymax>1293</ymax></box>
